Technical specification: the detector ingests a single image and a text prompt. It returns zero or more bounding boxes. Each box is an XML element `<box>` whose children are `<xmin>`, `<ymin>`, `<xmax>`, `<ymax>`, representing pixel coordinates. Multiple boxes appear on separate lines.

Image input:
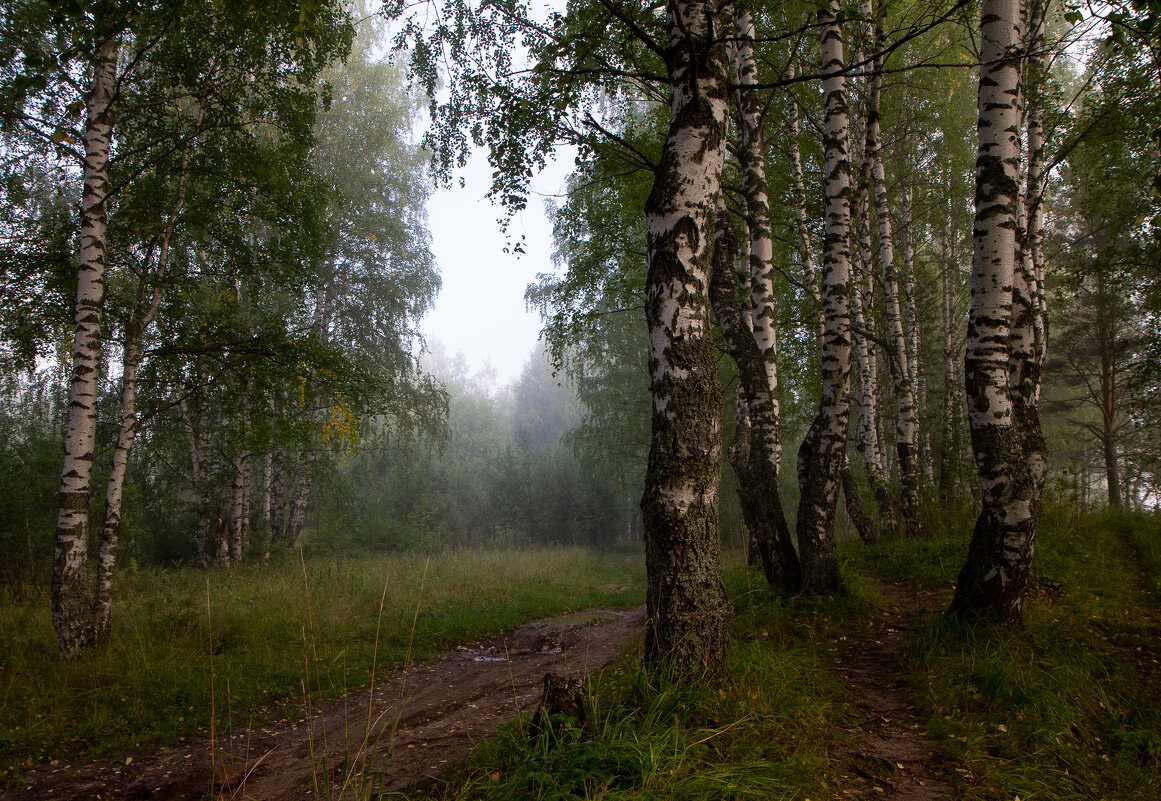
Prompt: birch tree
<box><xmin>848</xmin><ymin>0</ymin><xmax>893</xmax><ymax>538</ymax></box>
<box><xmin>796</xmin><ymin>0</ymin><xmax>853</xmax><ymax>595</ymax></box>
<box><xmin>640</xmin><ymin>0</ymin><xmax>732</xmax><ymax>670</ymax></box>
<box><xmin>52</xmin><ymin>27</ymin><xmax>120</xmax><ymax>658</ymax></box>
<box><xmin>949</xmin><ymin>0</ymin><xmax>1047</xmax><ymax>623</ymax></box>
<box><xmin>710</xmin><ymin>7</ymin><xmax>800</xmax><ymax>591</ymax></box>
<box><xmin>710</xmin><ymin>200</ymin><xmax>802</xmax><ymax>592</ymax></box>
<box><xmin>864</xmin><ymin>4</ymin><xmax>920</xmax><ymax>538</ymax></box>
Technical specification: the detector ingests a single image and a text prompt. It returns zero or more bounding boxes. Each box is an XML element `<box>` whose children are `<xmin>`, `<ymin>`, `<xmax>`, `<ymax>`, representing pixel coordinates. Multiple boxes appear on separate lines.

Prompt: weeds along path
<box><xmin>4</xmin><ymin>606</ymin><xmax>645</xmax><ymax>801</ymax></box>
<box><xmin>831</xmin><ymin>582</ymin><xmax>957</xmax><ymax>800</ymax></box>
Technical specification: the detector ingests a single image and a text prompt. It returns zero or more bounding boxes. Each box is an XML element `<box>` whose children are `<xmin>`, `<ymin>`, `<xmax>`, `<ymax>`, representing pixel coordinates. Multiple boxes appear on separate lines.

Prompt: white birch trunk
<box><xmin>52</xmin><ymin>34</ymin><xmax>119</xmax><ymax>658</ymax></box>
<box><xmin>1024</xmin><ymin>0</ymin><xmax>1048</xmax><ymax>395</ymax></box>
<box><xmin>796</xmin><ymin>0</ymin><xmax>852</xmax><ymax>594</ymax></box>
<box><xmin>783</xmin><ymin>35</ymin><xmax>823</xmax><ymax>345</ymax></box>
<box><xmin>239</xmin><ymin>448</ymin><xmax>252</xmax><ymax>555</ymax></box>
<box><xmin>939</xmin><ymin>214</ymin><xmax>963</xmax><ymax>501</ymax></box>
<box><xmin>866</xmin><ymin>15</ymin><xmax>921</xmax><ymax>537</ymax></box>
<box><xmin>950</xmin><ymin>0</ymin><xmax>1047</xmax><ymax>624</ymax></box>
<box><xmin>901</xmin><ymin>184</ymin><xmax>931</xmax><ymax>483</ymax></box>
<box><xmin>710</xmin><ymin>198</ymin><xmax>802</xmax><ymax>592</ymax></box>
<box><xmin>262</xmin><ymin>451</ymin><xmax>273</xmax><ymax>527</ymax></box>
<box><xmin>736</xmin><ymin>10</ymin><xmax>778</xmax><ymax>450</ymax></box>
<box><xmin>847</xmin><ymin>3</ymin><xmax>892</xmax><ymax>535</ymax></box>
<box><xmin>95</xmin><ymin>128</ymin><xmax>195</xmax><ymax>639</ymax></box>
<box><xmin>641</xmin><ymin>0</ymin><xmax>732</xmax><ymax>672</ymax></box>
<box><xmin>229</xmin><ymin>451</ymin><xmax>247</xmax><ymax>563</ymax></box>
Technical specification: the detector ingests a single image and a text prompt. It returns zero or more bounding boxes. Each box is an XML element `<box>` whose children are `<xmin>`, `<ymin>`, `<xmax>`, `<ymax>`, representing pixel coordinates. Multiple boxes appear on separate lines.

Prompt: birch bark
<box><xmin>795</xmin><ymin>8</ymin><xmax>877</xmax><ymax>545</ymax></box>
<box><xmin>851</xmin><ymin>144</ymin><xmax>894</xmax><ymax>533</ymax></box>
<box><xmin>847</xmin><ymin>2</ymin><xmax>893</xmax><ymax>536</ymax></box>
<box><xmin>949</xmin><ymin>0</ymin><xmax>1047</xmax><ymax>624</ymax></box>
<box><xmin>796</xmin><ymin>0</ymin><xmax>852</xmax><ymax>595</ymax></box>
<box><xmin>710</xmin><ymin>200</ymin><xmax>802</xmax><ymax>592</ymax></box>
<box><xmin>641</xmin><ymin>0</ymin><xmax>731</xmax><ymax>672</ymax></box>
<box><xmin>782</xmin><ymin>25</ymin><xmax>823</xmax><ymax>347</ymax></box>
<box><xmin>229</xmin><ymin>450</ymin><xmax>248</xmax><ymax>563</ymax></box>
<box><xmin>52</xmin><ymin>33</ymin><xmax>120</xmax><ymax>658</ymax></box>
<box><xmin>736</xmin><ymin>10</ymin><xmax>778</xmax><ymax>433</ymax></box>
<box><xmin>725</xmin><ymin>8</ymin><xmax>799</xmax><ymax>588</ymax></box>
<box><xmin>938</xmin><ymin>214</ymin><xmax>964</xmax><ymax>502</ymax></box>
<box><xmin>181</xmin><ymin>397</ymin><xmax>212</xmax><ymax>570</ymax></box>
<box><xmin>865</xmin><ymin>17</ymin><xmax>921</xmax><ymax>537</ymax></box>
<box><xmin>901</xmin><ymin>184</ymin><xmax>930</xmax><ymax>483</ymax></box>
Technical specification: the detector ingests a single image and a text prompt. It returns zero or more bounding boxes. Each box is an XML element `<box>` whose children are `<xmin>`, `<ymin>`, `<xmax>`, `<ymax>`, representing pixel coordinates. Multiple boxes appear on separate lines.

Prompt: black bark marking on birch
<box><xmin>641</xmin><ymin>0</ymin><xmax>731</xmax><ymax>674</ymax></box>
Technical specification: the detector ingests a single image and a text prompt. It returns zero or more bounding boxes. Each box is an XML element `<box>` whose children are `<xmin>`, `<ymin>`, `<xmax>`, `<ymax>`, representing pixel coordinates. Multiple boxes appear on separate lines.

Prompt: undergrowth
<box><xmin>0</xmin><ymin>547</ymin><xmax>644</xmax><ymax>784</ymax></box>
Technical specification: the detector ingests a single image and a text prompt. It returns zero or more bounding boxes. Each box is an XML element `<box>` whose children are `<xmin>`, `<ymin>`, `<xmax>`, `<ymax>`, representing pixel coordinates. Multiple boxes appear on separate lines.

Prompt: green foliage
<box><xmin>0</xmin><ymin>547</ymin><xmax>645</xmax><ymax>784</ymax></box>
<box><xmin>0</xmin><ymin>373</ymin><xmax>63</xmax><ymax>594</ymax></box>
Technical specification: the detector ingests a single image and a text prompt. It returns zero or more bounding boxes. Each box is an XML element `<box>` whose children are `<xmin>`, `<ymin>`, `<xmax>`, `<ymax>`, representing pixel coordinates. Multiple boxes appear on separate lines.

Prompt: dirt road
<box><xmin>4</xmin><ymin>606</ymin><xmax>646</xmax><ymax>801</ymax></box>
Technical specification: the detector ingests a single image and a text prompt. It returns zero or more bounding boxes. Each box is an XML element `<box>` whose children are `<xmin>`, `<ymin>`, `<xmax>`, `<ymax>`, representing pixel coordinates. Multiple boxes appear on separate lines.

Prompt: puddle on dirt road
<box><xmin>453</xmin><ymin>610</ymin><xmax>629</xmax><ymax>663</ymax></box>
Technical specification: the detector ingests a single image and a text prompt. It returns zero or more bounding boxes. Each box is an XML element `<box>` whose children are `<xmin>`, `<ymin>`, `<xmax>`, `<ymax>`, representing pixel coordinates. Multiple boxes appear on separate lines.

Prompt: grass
<box><xmin>0</xmin><ymin>546</ymin><xmax>645</xmax><ymax>785</ymax></box>
<box><xmin>846</xmin><ymin>503</ymin><xmax>1161</xmax><ymax>801</ymax></box>
<box><xmin>5</xmin><ymin>506</ymin><xmax>1159</xmax><ymax>800</ymax></box>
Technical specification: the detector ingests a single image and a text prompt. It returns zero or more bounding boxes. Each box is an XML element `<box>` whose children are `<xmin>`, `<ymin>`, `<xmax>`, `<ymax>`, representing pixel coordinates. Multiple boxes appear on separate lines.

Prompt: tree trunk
<box><xmin>283</xmin><ymin>458</ymin><xmax>315</xmax><ymax>547</ymax></box>
<box><xmin>847</xmin><ymin>7</ymin><xmax>893</xmax><ymax>537</ymax></box>
<box><xmin>268</xmin><ymin>449</ymin><xmax>285</xmax><ymax>541</ymax></box>
<box><xmin>851</xmin><ymin>185</ymin><xmax>894</xmax><ymax>535</ymax></box>
<box><xmin>865</xmin><ymin>15</ymin><xmax>920</xmax><ymax>537</ymax></box>
<box><xmin>229</xmin><ymin>450</ymin><xmax>247</xmax><ymax>563</ymax></box>
<box><xmin>52</xmin><ymin>33</ymin><xmax>119</xmax><ymax>658</ymax></box>
<box><xmin>728</xmin><ymin>382</ymin><xmax>761</xmax><ymax>566</ymax></box>
<box><xmin>781</xmin><ymin>10</ymin><xmax>824</xmax><ymax>348</ymax></box>
<box><xmin>938</xmin><ymin>214</ymin><xmax>963</xmax><ymax>503</ymax></box>
<box><xmin>710</xmin><ymin>200</ymin><xmax>802</xmax><ymax>592</ymax></box>
<box><xmin>796</xmin><ymin>0</ymin><xmax>852</xmax><ymax>595</ymax></box>
<box><xmin>841</xmin><ymin>458</ymin><xmax>879</xmax><ymax>545</ymax></box>
<box><xmin>1024</xmin><ymin>0</ymin><xmax>1048</xmax><ymax>395</ymax></box>
<box><xmin>1092</xmin><ymin>274</ymin><xmax>1121</xmax><ymax>508</ymax></box>
<box><xmin>640</xmin><ymin>0</ymin><xmax>732</xmax><ymax>673</ymax></box>
<box><xmin>181</xmin><ymin>398</ymin><xmax>212</xmax><ymax>570</ymax></box>
<box><xmin>901</xmin><ymin>184</ymin><xmax>930</xmax><ymax>484</ymax></box>
<box><xmin>728</xmin><ymin>9</ymin><xmax>800</xmax><ymax>590</ymax></box>
<box><xmin>95</xmin><ymin>126</ymin><xmax>195</xmax><ymax>639</ymax></box>
<box><xmin>949</xmin><ymin>0</ymin><xmax>1047</xmax><ymax>624</ymax></box>
<box><xmin>239</xmin><ymin>447</ymin><xmax>252</xmax><ymax>554</ymax></box>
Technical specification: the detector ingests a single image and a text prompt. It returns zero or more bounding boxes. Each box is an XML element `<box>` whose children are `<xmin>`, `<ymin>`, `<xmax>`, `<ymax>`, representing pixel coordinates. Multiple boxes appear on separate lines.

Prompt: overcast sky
<box><xmin>421</xmin><ymin>148</ymin><xmax>573</xmax><ymax>387</ymax></box>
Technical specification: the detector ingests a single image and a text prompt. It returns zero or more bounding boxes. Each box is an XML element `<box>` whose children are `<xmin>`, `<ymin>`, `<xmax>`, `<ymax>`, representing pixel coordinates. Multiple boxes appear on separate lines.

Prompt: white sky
<box><xmin>421</xmin><ymin>148</ymin><xmax>573</xmax><ymax>386</ymax></box>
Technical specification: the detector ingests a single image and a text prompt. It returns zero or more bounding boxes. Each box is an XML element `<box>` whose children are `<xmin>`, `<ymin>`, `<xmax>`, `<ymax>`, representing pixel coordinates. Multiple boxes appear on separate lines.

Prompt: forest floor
<box><xmin>828</xmin><ymin>582</ymin><xmax>957</xmax><ymax>800</ymax></box>
<box><xmin>4</xmin><ymin>581</ymin><xmax>966</xmax><ymax>801</ymax></box>
<box><xmin>2</xmin><ymin>606</ymin><xmax>647</xmax><ymax>801</ymax></box>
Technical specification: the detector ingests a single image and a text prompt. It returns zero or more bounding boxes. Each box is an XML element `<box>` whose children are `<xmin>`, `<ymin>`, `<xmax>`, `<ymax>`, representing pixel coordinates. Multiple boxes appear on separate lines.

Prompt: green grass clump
<box><xmin>897</xmin><ymin>510</ymin><xmax>1161</xmax><ymax>800</ymax></box>
<box><xmin>841</xmin><ymin>531</ymin><xmax>963</xmax><ymax>589</ymax></box>
<box><xmin>0</xmin><ymin>547</ymin><xmax>644</xmax><ymax>784</ymax></box>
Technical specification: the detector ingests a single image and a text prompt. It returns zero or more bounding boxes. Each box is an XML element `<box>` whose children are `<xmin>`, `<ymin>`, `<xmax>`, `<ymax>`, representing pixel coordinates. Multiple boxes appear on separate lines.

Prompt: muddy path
<box><xmin>4</xmin><ymin>606</ymin><xmax>646</xmax><ymax>801</ymax></box>
<box><xmin>831</xmin><ymin>583</ymin><xmax>958</xmax><ymax>800</ymax></box>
